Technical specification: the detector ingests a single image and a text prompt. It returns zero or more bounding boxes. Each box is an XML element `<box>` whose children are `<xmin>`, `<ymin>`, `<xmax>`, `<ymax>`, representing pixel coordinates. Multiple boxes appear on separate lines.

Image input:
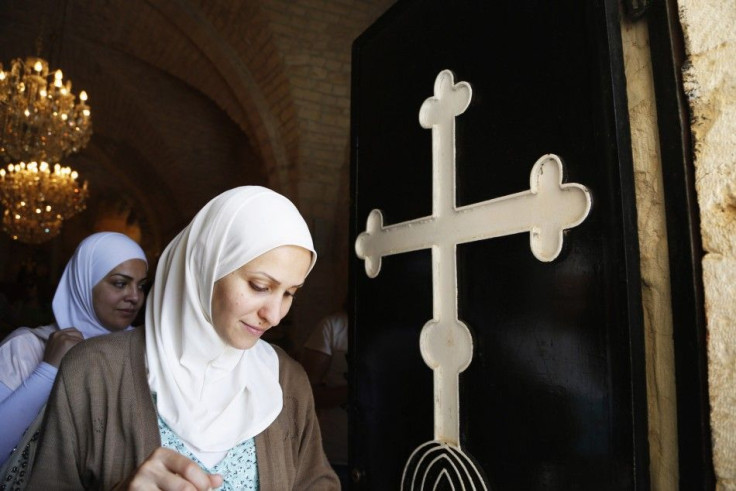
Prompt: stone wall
<box><xmin>259</xmin><ymin>0</ymin><xmax>395</xmax><ymax>349</ymax></box>
<box><xmin>677</xmin><ymin>1</ymin><xmax>736</xmax><ymax>489</ymax></box>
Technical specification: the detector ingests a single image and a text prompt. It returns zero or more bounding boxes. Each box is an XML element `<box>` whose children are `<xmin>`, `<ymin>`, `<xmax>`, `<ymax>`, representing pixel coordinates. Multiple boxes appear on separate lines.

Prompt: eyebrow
<box><xmin>109</xmin><ymin>273</ymin><xmax>148</xmax><ymax>281</ymax></box>
<box><xmin>254</xmin><ymin>271</ymin><xmax>304</xmax><ymax>289</ymax></box>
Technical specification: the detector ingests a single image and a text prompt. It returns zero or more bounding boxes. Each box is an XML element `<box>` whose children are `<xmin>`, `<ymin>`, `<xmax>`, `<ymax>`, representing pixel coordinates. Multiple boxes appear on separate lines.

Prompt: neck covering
<box><xmin>145</xmin><ymin>186</ymin><xmax>317</xmax><ymax>453</ymax></box>
<box><xmin>52</xmin><ymin>232</ymin><xmax>148</xmax><ymax>339</ymax></box>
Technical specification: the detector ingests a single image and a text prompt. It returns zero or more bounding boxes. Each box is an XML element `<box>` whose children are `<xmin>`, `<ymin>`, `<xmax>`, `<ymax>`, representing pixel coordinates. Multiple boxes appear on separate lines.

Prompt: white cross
<box><xmin>355</xmin><ymin>69</ymin><xmax>592</xmax><ymax>448</ymax></box>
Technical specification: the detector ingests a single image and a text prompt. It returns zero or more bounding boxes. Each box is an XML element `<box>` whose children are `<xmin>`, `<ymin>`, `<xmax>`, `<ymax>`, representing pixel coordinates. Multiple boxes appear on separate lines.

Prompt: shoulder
<box><xmin>270</xmin><ymin>344</ymin><xmax>310</xmax><ymax>387</ymax></box>
<box><xmin>53</xmin><ymin>329</ymin><xmax>148</xmax><ymax>415</ymax></box>
<box><xmin>69</xmin><ymin>327</ymin><xmax>138</xmax><ymax>355</ymax></box>
<box><xmin>271</xmin><ymin>344</ymin><xmax>305</xmax><ymax>374</ymax></box>
<box><xmin>59</xmin><ymin>328</ymin><xmax>144</xmax><ymax>379</ymax></box>
<box><xmin>325</xmin><ymin>313</ymin><xmax>348</xmax><ymax>339</ymax></box>
<box><xmin>322</xmin><ymin>313</ymin><xmax>348</xmax><ymax>339</ymax></box>
<box><xmin>1</xmin><ymin>326</ymin><xmax>42</xmax><ymax>348</ymax></box>
<box><xmin>0</xmin><ymin>327</ymin><xmax>47</xmax><ymax>388</ymax></box>
<box><xmin>268</xmin><ymin>345</ymin><xmax>316</xmax><ymax>432</ymax></box>
<box><xmin>306</xmin><ymin>312</ymin><xmax>348</xmax><ymax>353</ymax></box>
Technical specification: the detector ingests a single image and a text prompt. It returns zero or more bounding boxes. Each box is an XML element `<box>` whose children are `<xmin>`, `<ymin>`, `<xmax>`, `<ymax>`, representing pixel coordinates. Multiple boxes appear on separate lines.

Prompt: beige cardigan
<box><xmin>27</xmin><ymin>328</ymin><xmax>339</xmax><ymax>490</ymax></box>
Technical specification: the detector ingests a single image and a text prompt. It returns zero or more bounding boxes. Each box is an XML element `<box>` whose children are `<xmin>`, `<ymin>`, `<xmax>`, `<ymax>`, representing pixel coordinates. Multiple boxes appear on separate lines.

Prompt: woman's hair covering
<box><xmin>52</xmin><ymin>231</ymin><xmax>147</xmax><ymax>338</ymax></box>
<box><xmin>145</xmin><ymin>186</ymin><xmax>316</xmax><ymax>453</ymax></box>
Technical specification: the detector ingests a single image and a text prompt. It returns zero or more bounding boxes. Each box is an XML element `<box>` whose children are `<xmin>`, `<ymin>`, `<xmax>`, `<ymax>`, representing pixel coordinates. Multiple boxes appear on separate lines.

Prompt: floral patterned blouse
<box><xmin>156</xmin><ymin>410</ymin><xmax>259</xmax><ymax>490</ymax></box>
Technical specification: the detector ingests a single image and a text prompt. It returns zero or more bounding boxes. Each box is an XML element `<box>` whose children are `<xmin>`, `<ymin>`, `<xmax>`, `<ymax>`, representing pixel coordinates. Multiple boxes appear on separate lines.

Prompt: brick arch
<box><xmin>58</xmin><ymin>34</ymin><xmax>266</xmax><ymax>257</ymax></box>
<box><xmin>142</xmin><ymin>0</ymin><xmax>298</xmax><ymax>196</ymax></box>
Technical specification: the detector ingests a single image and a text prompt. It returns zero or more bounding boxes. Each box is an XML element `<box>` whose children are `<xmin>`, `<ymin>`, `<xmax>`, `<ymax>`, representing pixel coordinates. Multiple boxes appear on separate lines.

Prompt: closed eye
<box><xmin>249</xmin><ymin>282</ymin><xmax>268</xmax><ymax>293</ymax></box>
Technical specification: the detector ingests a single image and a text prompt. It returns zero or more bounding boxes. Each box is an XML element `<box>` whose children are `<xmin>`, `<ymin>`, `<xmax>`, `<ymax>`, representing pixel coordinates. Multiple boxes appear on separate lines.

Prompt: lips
<box><xmin>242</xmin><ymin>321</ymin><xmax>266</xmax><ymax>337</ymax></box>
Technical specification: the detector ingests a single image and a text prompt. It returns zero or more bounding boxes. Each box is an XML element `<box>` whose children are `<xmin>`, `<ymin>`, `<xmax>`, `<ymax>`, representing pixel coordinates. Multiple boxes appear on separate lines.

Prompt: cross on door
<box><xmin>355</xmin><ymin>69</ymin><xmax>592</xmax><ymax>487</ymax></box>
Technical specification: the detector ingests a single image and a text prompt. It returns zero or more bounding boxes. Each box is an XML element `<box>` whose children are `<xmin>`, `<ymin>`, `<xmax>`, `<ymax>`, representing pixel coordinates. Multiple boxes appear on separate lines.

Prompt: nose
<box><xmin>258</xmin><ymin>295</ymin><xmax>282</xmax><ymax>328</ymax></box>
<box><xmin>125</xmin><ymin>285</ymin><xmax>141</xmax><ymax>304</ymax></box>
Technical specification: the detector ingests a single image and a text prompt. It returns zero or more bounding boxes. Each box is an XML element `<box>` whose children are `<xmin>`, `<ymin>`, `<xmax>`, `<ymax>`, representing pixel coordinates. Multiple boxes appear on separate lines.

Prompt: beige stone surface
<box><xmin>679</xmin><ymin>1</ymin><xmax>736</xmax><ymax>488</ymax></box>
<box><xmin>620</xmin><ymin>17</ymin><xmax>678</xmax><ymax>490</ymax></box>
<box><xmin>703</xmin><ymin>256</ymin><xmax>736</xmax><ymax>485</ymax></box>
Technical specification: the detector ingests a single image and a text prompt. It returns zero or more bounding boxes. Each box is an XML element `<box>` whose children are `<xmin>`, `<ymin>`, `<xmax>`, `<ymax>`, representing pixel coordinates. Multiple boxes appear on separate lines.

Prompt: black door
<box><xmin>349</xmin><ymin>0</ymin><xmax>648</xmax><ymax>489</ymax></box>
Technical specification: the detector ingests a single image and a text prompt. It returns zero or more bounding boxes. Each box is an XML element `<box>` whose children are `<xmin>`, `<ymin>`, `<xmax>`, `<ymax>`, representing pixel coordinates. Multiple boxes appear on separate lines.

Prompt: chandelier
<box><xmin>0</xmin><ymin>161</ymin><xmax>88</xmax><ymax>244</ymax></box>
<box><xmin>0</xmin><ymin>57</ymin><xmax>92</xmax><ymax>163</ymax></box>
<box><xmin>0</xmin><ymin>56</ymin><xmax>92</xmax><ymax>244</ymax></box>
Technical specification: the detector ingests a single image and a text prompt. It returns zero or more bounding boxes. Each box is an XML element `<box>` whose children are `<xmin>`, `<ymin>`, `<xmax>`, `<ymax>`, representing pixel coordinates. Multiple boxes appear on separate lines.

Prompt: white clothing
<box><xmin>0</xmin><ymin>326</ymin><xmax>57</xmax><ymax>464</ymax></box>
<box><xmin>145</xmin><ymin>186</ymin><xmax>317</xmax><ymax>457</ymax></box>
<box><xmin>304</xmin><ymin>311</ymin><xmax>348</xmax><ymax>465</ymax></box>
<box><xmin>0</xmin><ymin>325</ymin><xmax>55</xmax><ymax>390</ymax></box>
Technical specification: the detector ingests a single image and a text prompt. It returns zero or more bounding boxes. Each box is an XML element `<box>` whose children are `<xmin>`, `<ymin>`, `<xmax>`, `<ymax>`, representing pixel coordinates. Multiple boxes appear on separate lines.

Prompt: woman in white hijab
<box><xmin>29</xmin><ymin>187</ymin><xmax>339</xmax><ymax>490</ymax></box>
<box><xmin>0</xmin><ymin>232</ymin><xmax>148</xmax><ymax>480</ymax></box>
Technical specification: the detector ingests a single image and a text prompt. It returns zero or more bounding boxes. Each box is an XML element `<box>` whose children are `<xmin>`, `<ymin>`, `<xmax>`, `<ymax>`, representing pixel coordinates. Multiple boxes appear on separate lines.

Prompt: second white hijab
<box><xmin>52</xmin><ymin>231</ymin><xmax>148</xmax><ymax>339</ymax></box>
<box><xmin>145</xmin><ymin>186</ymin><xmax>316</xmax><ymax>454</ymax></box>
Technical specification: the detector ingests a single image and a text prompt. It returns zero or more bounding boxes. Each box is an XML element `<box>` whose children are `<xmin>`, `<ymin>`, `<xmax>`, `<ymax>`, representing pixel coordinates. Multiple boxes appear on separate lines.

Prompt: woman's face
<box><xmin>92</xmin><ymin>258</ymin><xmax>148</xmax><ymax>331</ymax></box>
<box><xmin>211</xmin><ymin>245</ymin><xmax>312</xmax><ymax>350</ymax></box>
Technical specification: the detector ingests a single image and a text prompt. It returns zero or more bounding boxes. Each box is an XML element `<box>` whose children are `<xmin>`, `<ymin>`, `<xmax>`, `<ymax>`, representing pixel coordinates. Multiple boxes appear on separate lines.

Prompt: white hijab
<box><xmin>145</xmin><ymin>186</ymin><xmax>316</xmax><ymax>454</ymax></box>
<box><xmin>52</xmin><ymin>231</ymin><xmax>148</xmax><ymax>339</ymax></box>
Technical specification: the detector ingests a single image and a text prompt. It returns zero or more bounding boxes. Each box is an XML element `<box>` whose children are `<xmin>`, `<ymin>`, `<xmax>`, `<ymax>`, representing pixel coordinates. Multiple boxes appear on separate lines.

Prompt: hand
<box><xmin>42</xmin><ymin>327</ymin><xmax>84</xmax><ymax>367</ymax></box>
<box><xmin>117</xmin><ymin>447</ymin><xmax>223</xmax><ymax>491</ymax></box>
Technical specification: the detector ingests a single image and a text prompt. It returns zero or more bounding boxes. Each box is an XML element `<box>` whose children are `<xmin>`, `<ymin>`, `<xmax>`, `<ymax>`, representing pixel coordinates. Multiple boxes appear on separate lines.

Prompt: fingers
<box><xmin>51</xmin><ymin>329</ymin><xmax>83</xmax><ymax>342</ymax></box>
<box><xmin>52</xmin><ymin>327</ymin><xmax>85</xmax><ymax>341</ymax></box>
<box><xmin>43</xmin><ymin>328</ymin><xmax>86</xmax><ymax>367</ymax></box>
<box><xmin>209</xmin><ymin>473</ymin><xmax>224</xmax><ymax>489</ymax></box>
<box><xmin>128</xmin><ymin>447</ymin><xmax>222</xmax><ymax>491</ymax></box>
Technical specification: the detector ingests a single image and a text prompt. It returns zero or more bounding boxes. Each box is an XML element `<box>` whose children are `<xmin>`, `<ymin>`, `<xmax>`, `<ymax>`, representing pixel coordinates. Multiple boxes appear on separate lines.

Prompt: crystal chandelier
<box><xmin>0</xmin><ymin>56</ymin><xmax>92</xmax><ymax>244</ymax></box>
<box><xmin>0</xmin><ymin>161</ymin><xmax>89</xmax><ymax>244</ymax></box>
<box><xmin>0</xmin><ymin>57</ymin><xmax>92</xmax><ymax>163</ymax></box>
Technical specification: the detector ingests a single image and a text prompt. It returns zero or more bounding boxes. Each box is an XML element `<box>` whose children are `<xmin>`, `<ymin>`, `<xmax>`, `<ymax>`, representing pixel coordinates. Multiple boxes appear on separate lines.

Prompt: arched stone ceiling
<box><xmin>0</xmin><ymin>0</ymin><xmax>289</xmax><ymax>257</ymax></box>
<box><xmin>0</xmin><ymin>0</ymin><xmax>395</xmax><ymax>281</ymax></box>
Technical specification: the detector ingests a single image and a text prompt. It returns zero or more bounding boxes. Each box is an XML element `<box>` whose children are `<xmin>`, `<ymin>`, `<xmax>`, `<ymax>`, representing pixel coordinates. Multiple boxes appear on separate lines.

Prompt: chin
<box><xmin>105</xmin><ymin>323</ymin><xmax>130</xmax><ymax>332</ymax></box>
<box><xmin>241</xmin><ymin>340</ymin><xmax>259</xmax><ymax>350</ymax></box>
<box><xmin>229</xmin><ymin>336</ymin><xmax>258</xmax><ymax>351</ymax></box>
